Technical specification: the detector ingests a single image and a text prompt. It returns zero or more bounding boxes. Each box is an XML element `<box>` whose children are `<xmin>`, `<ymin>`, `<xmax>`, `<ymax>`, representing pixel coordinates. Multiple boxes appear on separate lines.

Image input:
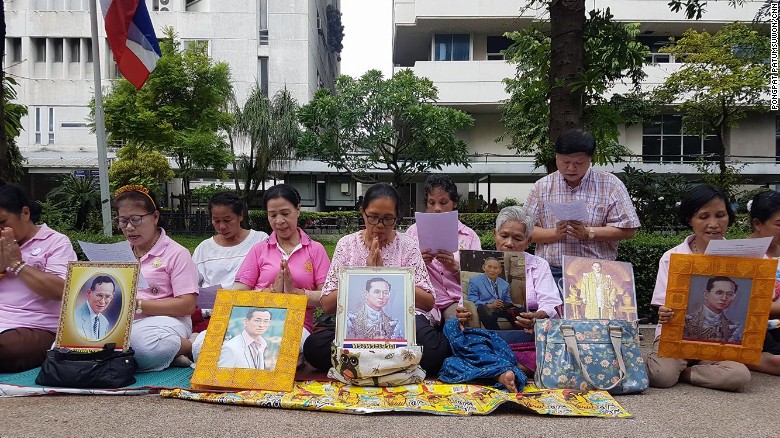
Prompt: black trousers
<box><xmin>476</xmin><ymin>304</ymin><xmax>523</xmax><ymax>330</ymax></box>
<box><xmin>303</xmin><ymin>314</ymin><xmax>451</xmax><ymax>377</ymax></box>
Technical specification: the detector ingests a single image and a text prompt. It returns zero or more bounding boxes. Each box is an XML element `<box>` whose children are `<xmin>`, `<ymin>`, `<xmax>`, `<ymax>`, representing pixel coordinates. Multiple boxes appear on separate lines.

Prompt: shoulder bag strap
<box><xmin>560</xmin><ymin>324</ymin><xmax>627</xmax><ymax>391</ymax></box>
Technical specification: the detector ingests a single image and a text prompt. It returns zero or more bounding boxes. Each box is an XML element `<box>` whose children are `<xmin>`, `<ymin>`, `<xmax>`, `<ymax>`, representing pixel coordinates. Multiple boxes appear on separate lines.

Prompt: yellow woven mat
<box><xmin>161</xmin><ymin>381</ymin><xmax>632</xmax><ymax>417</ymax></box>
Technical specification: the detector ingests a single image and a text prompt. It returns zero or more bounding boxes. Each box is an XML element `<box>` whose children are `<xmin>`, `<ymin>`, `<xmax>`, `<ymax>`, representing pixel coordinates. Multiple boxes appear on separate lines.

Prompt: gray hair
<box><xmin>495</xmin><ymin>205</ymin><xmax>535</xmax><ymax>236</ymax></box>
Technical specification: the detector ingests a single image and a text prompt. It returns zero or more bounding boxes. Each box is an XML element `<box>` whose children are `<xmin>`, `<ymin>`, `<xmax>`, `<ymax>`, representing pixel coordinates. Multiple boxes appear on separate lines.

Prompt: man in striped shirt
<box><xmin>524</xmin><ymin>129</ymin><xmax>641</xmax><ymax>285</ymax></box>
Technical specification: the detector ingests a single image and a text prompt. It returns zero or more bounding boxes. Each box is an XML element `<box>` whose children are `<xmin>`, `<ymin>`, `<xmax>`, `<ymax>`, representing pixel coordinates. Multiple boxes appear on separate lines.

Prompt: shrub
<box><xmin>247</xmin><ymin>210</ymin><xmax>362</xmax><ymax>234</ymax></box>
<box><xmin>497</xmin><ymin>197</ymin><xmax>521</xmax><ymax>209</ymax></box>
<box><xmin>618</xmin><ymin>165</ymin><xmax>690</xmax><ymax>230</ymax></box>
<box><xmin>459</xmin><ymin>213</ymin><xmax>497</xmax><ymax>232</ymax></box>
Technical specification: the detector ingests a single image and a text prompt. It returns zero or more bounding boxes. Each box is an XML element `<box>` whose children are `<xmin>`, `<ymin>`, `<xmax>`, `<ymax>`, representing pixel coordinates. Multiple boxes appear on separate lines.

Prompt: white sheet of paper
<box><xmin>548</xmin><ymin>199</ymin><xmax>588</xmax><ymax>222</ymax></box>
<box><xmin>703</xmin><ymin>237</ymin><xmax>773</xmax><ymax>259</ymax></box>
<box><xmin>414</xmin><ymin>211</ymin><xmax>459</xmax><ymax>253</ymax></box>
<box><xmin>78</xmin><ymin>240</ymin><xmax>149</xmax><ymax>289</ymax></box>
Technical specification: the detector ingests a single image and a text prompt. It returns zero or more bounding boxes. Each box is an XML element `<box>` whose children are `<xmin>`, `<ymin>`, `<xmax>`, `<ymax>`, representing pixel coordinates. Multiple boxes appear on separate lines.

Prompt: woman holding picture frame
<box><xmin>0</xmin><ymin>184</ymin><xmax>78</xmax><ymax>372</ymax></box>
<box><xmin>746</xmin><ymin>190</ymin><xmax>780</xmax><ymax>375</ymax></box>
<box><xmin>303</xmin><ymin>183</ymin><xmax>451</xmax><ymax>377</ymax></box>
<box><xmin>113</xmin><ymin>185</ymin><xmax>199</xmax><ymax>371</ymax></box>
<box><xmin>647</xmin><ymin>184</ymin><xmax>751</xmax><ymax>391</ymax></box>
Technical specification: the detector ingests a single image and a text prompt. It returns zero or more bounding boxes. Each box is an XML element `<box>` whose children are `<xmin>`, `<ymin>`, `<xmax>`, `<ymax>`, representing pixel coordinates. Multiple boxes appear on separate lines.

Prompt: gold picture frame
<box><xmin>55</xmin><ymin>261</ymin><xmax>139</xmax><ymax>351</ymax></box>
<box><xmin>191</xmin><ymin>290</ymin><xmax>306</xmax><ymax>392</ymax></box>
<box><xmin>659</xmin><ymin>254</ymin><xmax>776</xmax><ymax>364</ymax></box>
<box><xmin>562</xmin><ymin>256</ymin><xmax>638</xmax><ymax>321</ymax></box>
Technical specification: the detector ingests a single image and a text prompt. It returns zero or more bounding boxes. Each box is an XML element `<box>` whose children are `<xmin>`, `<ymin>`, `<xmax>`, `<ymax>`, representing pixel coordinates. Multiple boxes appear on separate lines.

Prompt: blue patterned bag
<box><xmin>534</xmin><ymin>319</ymin><xmax>648</xmax><ymax>394</ymax></box>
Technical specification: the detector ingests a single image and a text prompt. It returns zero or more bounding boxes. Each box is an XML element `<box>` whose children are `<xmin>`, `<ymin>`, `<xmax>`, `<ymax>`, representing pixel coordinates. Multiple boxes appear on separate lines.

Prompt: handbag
<box><xmin>328</xmin><ymin>344</ymin><xmax>425</xmax><ymax>386</ymax></box>
<box><xmin>534</xmin><ymin>319</ymin><xmax>648</xmax><ymax>394</ymax></box>
<box><xmin>35</xmin><ymin>344</ymin><xmax>138</xmax><ymax>388</ymax></box>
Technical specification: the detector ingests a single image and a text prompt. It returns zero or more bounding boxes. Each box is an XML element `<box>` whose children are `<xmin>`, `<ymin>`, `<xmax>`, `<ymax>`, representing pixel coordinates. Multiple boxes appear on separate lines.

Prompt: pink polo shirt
<box><xmin>651</xmin><ymin>235</ymin><xmax>696</xmax><ymax>338</ymax></box>
<box><xmin>235</xmin><ymin>229</ymin><xmax>330</xmax><ymax>333</ymax></box>
<box><xmin>406</xmin><ymin>221</ymin><xmax>482</xmax><ymax>321</ymax></box>
<box><xmin>0</xmin><ymin>224</ymin><xmax>77</xmax><ymax>332</ymax></box>
<box><xmin>136</xmin><ymin>229</ymin><xmax>199</xmax><ymax>313</ymax></box>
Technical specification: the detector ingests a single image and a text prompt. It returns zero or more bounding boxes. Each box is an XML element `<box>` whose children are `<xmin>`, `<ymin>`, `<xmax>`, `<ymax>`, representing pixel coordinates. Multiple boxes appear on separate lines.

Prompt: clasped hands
<box><xmin>0</xmin><ymin>227</ymin><xmax>22</xmax><ymax>272</ymax></box>
<box><xmin>554</xmin><ymin>220</ymin><xmax>588</xmax><ymax>241</ymax></box>
<box><xmin>455</xmin><ymin>305</ymin><xmax>547</xmax><ymax>333</ymax></box>
<box><xmin>269</xmin><ymin>260</ymin><xmax>301</xmax><ymax>294</ymax></box>
<box><xmin>420</xmin><ymin>248</ymin><xmax>458</xmax><ymax>273</ymax></box>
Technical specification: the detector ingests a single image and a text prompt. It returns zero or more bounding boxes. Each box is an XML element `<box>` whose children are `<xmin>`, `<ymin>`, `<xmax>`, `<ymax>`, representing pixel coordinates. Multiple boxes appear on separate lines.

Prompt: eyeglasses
<box><xmin>365</xmin><ymin>216</ymin><xmax>397</xmax><ymax>226</ymax></box>
<box><xmin>711</xmin><ymin>290</ymin><xmax>737</xmax><ymax>299</ymax></box>
<box><xmin>250</xmin><ymin>318</ymin><xmax>272</xmax><ymax>325</ymax></box>
<box><xmin>91</xmin><ymin>293</ymin><xmax>114</xmax><ymax>302</ymax></box>
<box><xmin>115</xmin><ymin>212</ymin><xmax>154</xmax><ymax>228</ymax></box>
<box><xmin>368</xmin><ymin>289</ymin><xmax>391</xmax><ymax>297</ymax></box>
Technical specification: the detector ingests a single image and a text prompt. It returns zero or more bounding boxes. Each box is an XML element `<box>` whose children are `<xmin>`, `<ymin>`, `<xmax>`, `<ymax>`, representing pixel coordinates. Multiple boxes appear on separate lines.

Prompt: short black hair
<box><xmin>246</xmin><ymin>308</ymin><xmax>271</xmax><ymax>320</ymax></box>
<box><xmin>750</xmin><ymin>191</ymin><xmax>780</xmax><ymax>227</ymax></box>
<box><xmin>90</xmin><ymin>275</ymin><xmax>115</xmax><ymax>291</ymax></box>
<box><xmin>209</xmin><ymin>191</ymin><xmax>245</xmax><ymax>217</ymax></box>
<box><xmin>678</xmin><ymin>184</ymin><xmax>735</xmax><ymax>229</ymax></box>
<box><xmin>365</xmin><ymin>277</ymin><xmax>391</xmax><ymax>291</ymax></box>
<box><xmin>555</xmin><ymin>129</ymin><xmax>596</xmax><ymax>157</ymax></box>
<box><xmin>263</xmin><ymin>184</ymin><xmax>301</xmax><ymax>210</ymax></box>
<box><xmin>361</xmin><ymin>183</ymin><xmax>402</xmax><ymax>219</ymax></box>
<box><xmin>0</xmin><ymin>184</ymin><xmax>42</xmax><ymax>223</ymax></box>
<box><xmin>423</xmin><ymin>175</ymin><xmax>459</xmax><ymax>203</ymax></box>
<box><xmin>706</xmin><ymin>276</ymin><xmax>738</xmax><ymax>294</ymax></box>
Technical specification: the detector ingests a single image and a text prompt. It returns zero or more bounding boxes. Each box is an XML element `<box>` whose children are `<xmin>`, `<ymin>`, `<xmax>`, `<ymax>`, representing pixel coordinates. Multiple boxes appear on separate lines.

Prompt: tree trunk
<box><xmin>547</xmin><ymin>0</ymin><xmax>586</xmax><ymax>173</ymax></box>
<box><xmin>0</xmin><ymin>2</ymin><xmax>11</xmax><ymax>184</ymax></box>
<box><xmin>718</xmin><ymin>123</ymin><xmax>727</xmax><ymax>177</ymax></box>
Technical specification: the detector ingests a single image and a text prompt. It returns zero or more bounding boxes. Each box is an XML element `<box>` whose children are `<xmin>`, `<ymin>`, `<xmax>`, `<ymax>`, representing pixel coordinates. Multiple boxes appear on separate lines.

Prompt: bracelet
<box><xmin>12</xmin><ymin>261</ymin><xmax>27</xmax><ymax>275</ymax></box>
<box><xmin>9</xmin><ymin>259</ymin><xmax>24</xmax><ymax>273</ymax></box>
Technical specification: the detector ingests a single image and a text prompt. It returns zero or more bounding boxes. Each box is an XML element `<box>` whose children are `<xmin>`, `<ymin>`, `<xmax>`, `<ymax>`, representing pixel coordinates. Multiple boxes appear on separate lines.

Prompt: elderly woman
<box><xmin>443</xmin><ymin>206</ymin><xmax>561</xmax><ymax>392</ymax></box>
<box><xmin>113</xmin><ymin>185</ymin><xmax>199</xmax><ymax>371</ymax></box>
<box><xmin>406</xmin><ymin>175</ymin><xmax>481</xmax><ymax>323</ymax></box>
<box><xmin>0</xmin><ymin>185</ymin><xmax>78</xmax><ymax>372</ymax></box>
<box><xmin>646</xmin><ymin>184</ymin><xmax>751</xmax><ymax>391</ymax></box>
<box><xmin>746</xmin><ymin>191</ymin><xmax>780</xmax><ymax>375</ymax></box>
<box><xmin>303</xmin><ymin>183</ymin><xmax>450</xmax><ymax>377</ymax></box>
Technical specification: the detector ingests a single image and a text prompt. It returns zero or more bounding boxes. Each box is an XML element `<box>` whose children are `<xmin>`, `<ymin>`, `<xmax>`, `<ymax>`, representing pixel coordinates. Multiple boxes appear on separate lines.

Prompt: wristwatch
<box><xmin>587</xmin><ymin>227</ymin><xmax>596</xmax><ymax>240</ymax></box>
<box><xmin>135</xmin><ymin>299</ymin><xmax>143</xmax><ymax>314</ymax></box>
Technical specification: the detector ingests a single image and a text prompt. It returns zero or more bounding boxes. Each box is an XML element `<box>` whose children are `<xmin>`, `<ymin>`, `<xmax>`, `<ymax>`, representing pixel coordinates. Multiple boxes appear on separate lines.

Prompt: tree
<box><xmin>652</xmin><ymin>23</ymin><xmax>770</xmax><ymax>176</ymax></box>
<box><xmin>0</xmin><ymin>2</ymin><xmax>28</xmax><ymax>185</ymax></box>
<box><xmin>108</xmin><ymin>145</ymin><xmax>175</xmax><ymax>196</ymax></box>
<box><xmin>233</xmin><ymin>85</ymin><xmax>301</xmax><ymax>204</ymax></box>
<box><xmin>98</xmin><ymin>28</ymin><xmax>233</xmax><ymax>203</ymax></box>
<box><xmin>501</xmin><ymin>9</ymin><xmax>649</xmax><ymax>171</ymax></box>
<box><xmin>47</xmin><ymin>175</ymin><xmax>101</xmax><ymax>230</ymax></box>
<box><xmin>298</xmin><ymin>69</ymin><xmax>474</xmax><ymax>187</ymax></box>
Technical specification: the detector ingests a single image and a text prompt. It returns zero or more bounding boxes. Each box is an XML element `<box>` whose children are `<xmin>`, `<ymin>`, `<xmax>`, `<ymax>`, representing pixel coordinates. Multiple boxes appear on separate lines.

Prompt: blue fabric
<box><xmin>467</xmin><ymin>273</ymin><xmax>511</xmax><ymax>305</ymax></box>
<box><xmin>438</xmin><ymin>318</ymin><xmax>527</xmax><ymax>390</ymax></box>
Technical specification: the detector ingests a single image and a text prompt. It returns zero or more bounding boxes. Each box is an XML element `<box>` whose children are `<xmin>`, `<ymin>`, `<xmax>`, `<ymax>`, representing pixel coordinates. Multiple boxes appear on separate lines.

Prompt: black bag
<box><xmin>35</xmin><ymin>344</ymin><xmax>138</xmax><ymax>388</ymax></box>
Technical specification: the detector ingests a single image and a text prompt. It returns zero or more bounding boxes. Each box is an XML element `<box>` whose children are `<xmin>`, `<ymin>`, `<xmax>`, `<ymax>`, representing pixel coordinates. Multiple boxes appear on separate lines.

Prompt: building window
<box><xmin>434</xmin><ymin>34</ymin><xmax>470</xmax><ymax>61</ymax></box>
<box><xmin>33</xmin><ymin>38</ymin><xmax>46</xmax><ymax>62</ymax></box>
<box><xmin>642</xmin><ymin>114</ymin><xmax>718</xmax><ymax>163</ymax></box>
<box><xmin>7</xmin><ymin>38</ymin><xmax>22</xmax><ymax>63</ymax></box>
<box><xmin>61</xmin><ymin>122</ymin><xmax>88</xmax><ymax>128</ymax></box>
<box><xmin>86</xmin><ymin>40</ymin><xmax>93</xmax><ymax>62</ymax></box>
<box><xmin>48</xmin><ymin>108</ymin><xmax>55</xmax><ymax>144</ymax></box>
<box><xmin>638</xmin><ymin>35</ymin><xmax>678</xmax><ymax>64</ymax></box>
<box><xmin>35</xmin><ymin>108</ymin><xmax>41</xmax><ymax>144</ymax></box>
<box><xmin>182</xmin><ymin>39</ymin><xmax>209</xmax><ymax>56</ymax></box>
<box><xmin>53</xmin><ymin>39</ymin><xmax>64</xmax><ymax>62</ymax></box>
<box><xmin>258</xmin><ymin>0</ymin><xmax>269</xmax><ymax>45</ymax></box>
<box><xmin>68</xmin><ymin>38</ymin><xmax>80</xmax><ymax>62</ymax></box>
<box><xmin>486</xmin><ymin>36</ymin><xmax>512</xmax><ymax>60</ymax></box>
<box><xmin>259</xmin><ymin>57</ymin><xmax>269</xmax><ymax>94</ymax></box>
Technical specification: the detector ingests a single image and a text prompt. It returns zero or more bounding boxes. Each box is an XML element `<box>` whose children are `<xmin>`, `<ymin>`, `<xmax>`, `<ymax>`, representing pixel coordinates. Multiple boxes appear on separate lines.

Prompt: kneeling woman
<box><xmin>303</xmin><ymin>184</ymin><xmax>450</xmax><ymax>376</ymax></box>
<box><xmin>114</xmin><ymin>186</ymin><xmax>199</xmax><ymax>371</ymax></box>
<box><xmin>646</xmin><ymin>184</ymin><xmax>751</xmax><ymax>391</ymax></box>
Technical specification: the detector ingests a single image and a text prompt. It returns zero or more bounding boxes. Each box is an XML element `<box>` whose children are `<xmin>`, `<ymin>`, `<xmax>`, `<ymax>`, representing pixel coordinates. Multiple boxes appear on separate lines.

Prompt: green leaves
<box><xmin>299</xmin><ymin>69</ymin><xmax>473</xmax><ymax>186</ymax></box>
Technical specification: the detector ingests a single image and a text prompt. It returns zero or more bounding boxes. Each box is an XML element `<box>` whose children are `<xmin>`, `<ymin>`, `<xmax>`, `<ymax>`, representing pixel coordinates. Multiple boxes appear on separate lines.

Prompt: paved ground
<box><xmin>0</xmin><ymin>327</ymin><xmax>776</xmax><ymax>438</ymax></box>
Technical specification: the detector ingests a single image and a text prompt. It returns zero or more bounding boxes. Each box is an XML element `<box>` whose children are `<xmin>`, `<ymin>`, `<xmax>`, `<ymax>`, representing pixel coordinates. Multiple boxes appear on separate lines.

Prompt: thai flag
<box><xmin>101</xmin><ymin>0</ymin><xmax>161</xmax><ymax>89</ymax></box>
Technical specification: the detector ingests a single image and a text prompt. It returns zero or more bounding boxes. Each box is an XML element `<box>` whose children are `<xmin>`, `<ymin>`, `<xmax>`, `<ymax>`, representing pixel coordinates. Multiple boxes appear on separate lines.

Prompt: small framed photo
<box><xmin>55</xmin><ymin>262</ymin><xmax>140</xmax><ymax>351</ymax></box>
<box><xmin>191</xmin><ymin>290</ymin><xmax>306</xmax><ymax>392</ymax></box>
<box><xmin>335</xmin><ymin>267</ymin><xmax>416</xmax><ymax>349</ymax></box>
<box><xmin>659</xmin><ymin>254</ymin><xmax>776</xmax><ymax>364</ymax></box>
<box><xmin>459</xmin><ymin>249</ymin><xmax>527</xmax><ymax>330</ymax></box>
<box><xmin>562</xmin><ymin>256</ymin><xmax>638</xmax><ymax>321</ymax></box>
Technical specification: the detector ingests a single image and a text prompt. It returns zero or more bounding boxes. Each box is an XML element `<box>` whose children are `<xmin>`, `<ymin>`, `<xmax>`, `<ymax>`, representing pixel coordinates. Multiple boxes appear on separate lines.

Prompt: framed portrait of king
<box><xmin>335</xmin><ymin>267</ymin><xmax>416</xmax><ymax>349</ymax></box>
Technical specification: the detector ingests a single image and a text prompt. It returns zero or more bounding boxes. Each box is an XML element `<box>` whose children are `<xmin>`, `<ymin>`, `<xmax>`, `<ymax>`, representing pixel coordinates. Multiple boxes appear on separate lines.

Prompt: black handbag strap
<box><xmin>52</xmin><ymin>344</ymin><xmax>133</xmax><ymax>362</ymax></box>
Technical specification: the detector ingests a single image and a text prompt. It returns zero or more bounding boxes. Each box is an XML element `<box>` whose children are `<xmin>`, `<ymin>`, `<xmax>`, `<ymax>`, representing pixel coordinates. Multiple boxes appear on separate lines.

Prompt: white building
<box><xmin>393</xmin><ymin>0</ymin><xmax>778</xmax><ymax>207</ymax></box>
<box><xmin>5</xmin><ymin>0</ymin><xmax>346</xmax><ymax>207</ymax></box>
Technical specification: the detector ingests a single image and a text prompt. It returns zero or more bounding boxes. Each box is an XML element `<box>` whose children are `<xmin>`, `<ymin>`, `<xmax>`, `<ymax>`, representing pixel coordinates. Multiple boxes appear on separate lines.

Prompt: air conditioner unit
<box><xmin>340</xmin><ymin>183</ymin><xmax>351</xmax><ymax>195</ymax></box>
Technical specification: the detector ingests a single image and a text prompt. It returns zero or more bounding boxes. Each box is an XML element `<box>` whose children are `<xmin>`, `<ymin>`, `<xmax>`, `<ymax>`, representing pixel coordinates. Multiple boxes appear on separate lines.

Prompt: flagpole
<box><xmin>89</xmin><ymin>0</ymin><xmax>113</xmax><ymax>237</ymax></box>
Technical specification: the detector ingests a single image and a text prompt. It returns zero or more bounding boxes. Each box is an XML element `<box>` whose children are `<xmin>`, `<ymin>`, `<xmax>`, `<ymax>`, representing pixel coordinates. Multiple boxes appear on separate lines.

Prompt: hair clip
<box><xmin>115</xmin><ymin>185</ymin><xmax>156</xmax><ymax>210</ymax></box>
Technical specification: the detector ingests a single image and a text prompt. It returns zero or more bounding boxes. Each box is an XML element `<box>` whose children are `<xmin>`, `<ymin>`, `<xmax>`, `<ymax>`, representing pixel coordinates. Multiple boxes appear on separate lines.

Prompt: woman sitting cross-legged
<box><xmin>114</xmin><ymin>185</ymin><xmax>199</xmax><ymax>371</ymax></box>
<box><xmin>645</xmin><ymin>184</ymin><xmax>751</xmax><ymax>391</ymax></box>
<box><xmin>442</xmin><ymin>206</ymin><xmax>561</xmax><ymax>391</ymax></box>
<box><xmin>302</xmin><ymin>183</ymin><xmax>451</xmax><ymax>377</ymax></box>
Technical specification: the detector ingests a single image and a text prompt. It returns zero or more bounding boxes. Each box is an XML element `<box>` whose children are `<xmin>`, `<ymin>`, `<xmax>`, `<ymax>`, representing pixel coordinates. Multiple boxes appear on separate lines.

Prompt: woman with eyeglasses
<box><xmin>746</xmin><ymin>190</ymin><xmax>780</xmax><ymax>375</ymax></box>
<box><xmin>0</xmin><ymin>185</ymin><xmax>77</xmax><ymax>372</ymax></box>
<box><xmin>113</xmin><ymin>185</ymin><xmax>199</xmax><ymax>371</ymax></box>
<box><xmin>303</xmin><ymin>183</ymin><xmax>450</xmax><ymax>377</ymax></box>
<box><xmin>646</xmin><ymin>184</ymin><xmax>751</xmax><ymax>391</ymax></box>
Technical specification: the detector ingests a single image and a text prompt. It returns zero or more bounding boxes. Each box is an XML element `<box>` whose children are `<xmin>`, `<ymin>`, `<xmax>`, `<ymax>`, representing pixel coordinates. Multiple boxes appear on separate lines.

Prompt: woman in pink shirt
<box><xmin>232</xmin><ymin>184</ymin><xmax>330</xmax><ymax>359</ymax></box>
<box><xmin>406</xmin><ymin>175</ymin><xmax>481</xmax><ymax>323</ymax></box>
<box><xmin>303</xmin><ymin>183</ymin><xmax>451</xmax><ymax>376</ymax></box>
<box><xmin>646</xmin><ymin>184</ymin><xmax>751</xmax><ymax>391</ymax></box>
<box><xmin>113</xmin><ymin>185</ymin><xmax>199</xmax><ymax>371</ymax></box>
<box><xmin>0</xmin><ymin>185</ymin><xmax>77</xmax><ymax>372</ymax></box>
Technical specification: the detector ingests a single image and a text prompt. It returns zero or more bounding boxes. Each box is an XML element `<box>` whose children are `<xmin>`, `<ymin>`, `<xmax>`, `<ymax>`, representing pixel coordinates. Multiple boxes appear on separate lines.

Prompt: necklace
<box><xmin>691</xmin><ymin>238</ymin><xmax>699</xmax><ymax>254</ymax></box>
<box><xmin>133</xmin><ymin>231</ymin><xmax>160</xmax><ymax>260</ymax></box>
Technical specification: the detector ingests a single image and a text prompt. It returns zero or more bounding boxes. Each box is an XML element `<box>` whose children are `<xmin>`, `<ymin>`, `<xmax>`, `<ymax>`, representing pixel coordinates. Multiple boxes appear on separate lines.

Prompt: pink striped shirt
<box><xmin>525</xmin><ymin>168</ymin><xmax>640</xmax><ymax>268</ymax></box>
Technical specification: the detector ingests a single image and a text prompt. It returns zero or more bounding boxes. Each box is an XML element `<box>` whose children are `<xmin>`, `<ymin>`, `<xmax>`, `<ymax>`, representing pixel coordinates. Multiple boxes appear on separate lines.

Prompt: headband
<box><xmin>114</xmin><ymin>185</ymin><xmax>156</xmax><ymax>210</ymax></box>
